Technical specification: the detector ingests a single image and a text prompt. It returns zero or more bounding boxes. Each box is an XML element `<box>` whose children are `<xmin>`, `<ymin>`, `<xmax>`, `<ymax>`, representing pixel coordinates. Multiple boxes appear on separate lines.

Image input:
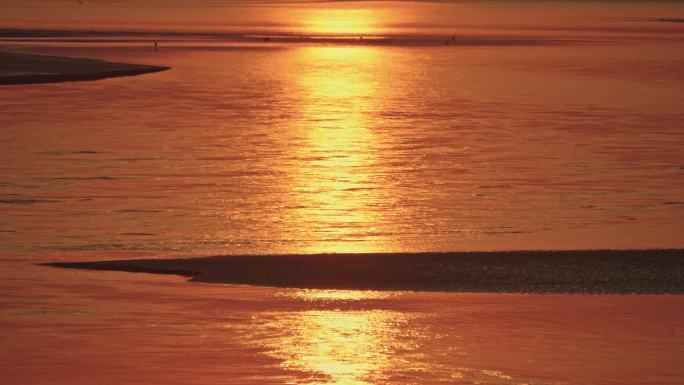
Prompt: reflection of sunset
<box><xmin>259</xmin><ymin>291</ymin><xmax>409</xmax><ymax>385</ymax></box>
<box><xmin>289</xmin><ymin>46</ymin><xmax>391</xmax><ymax>254</ymax></box>
<box><xmin>287</xmin><ymin>288</ymin><xmax>392</xmax><ymax>302</ymax></box>
<box><xmin>2</xmin><ymin>1</ymin><xmax>684</xmax><ymax>385</ymax></box>
<box><xmin>302</xmin><ymin>9</ymin><xmax>378</xmax><ymax>36</ymax></box>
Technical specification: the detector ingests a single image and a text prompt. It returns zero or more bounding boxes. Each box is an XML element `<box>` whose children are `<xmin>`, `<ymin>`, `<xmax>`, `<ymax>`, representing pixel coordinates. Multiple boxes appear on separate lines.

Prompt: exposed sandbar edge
<box><xmin>42</xmin><ymin>249</ymin><xmax>684</xmax><ymax>294</ymax></box>
<box><xmin>0</xmin><ymin>51</ymin><xmax>169</xmax><ymax>85</ymax></box>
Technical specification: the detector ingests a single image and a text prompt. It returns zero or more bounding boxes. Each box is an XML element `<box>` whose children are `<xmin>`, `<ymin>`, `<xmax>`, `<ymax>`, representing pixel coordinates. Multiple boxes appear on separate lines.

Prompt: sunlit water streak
<box><xmin>2</xmin><ymin>263</ymin><xmax>682</xmax><ymax>385</ymax></box>
<box><xmin>1</xmin><ymin>37</ymin><xmax>683</xmax><ymax>255</ymax></box>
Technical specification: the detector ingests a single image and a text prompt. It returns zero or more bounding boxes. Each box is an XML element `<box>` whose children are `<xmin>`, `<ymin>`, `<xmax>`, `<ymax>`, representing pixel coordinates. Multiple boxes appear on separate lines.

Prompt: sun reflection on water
<box><xmin>286</xmin><ymin>289</ymin><xmax>391</xmax><ymax>302</ymax></box>
<box><xmin>242</xmin><ymin>289</ymin><xmax>539</xmax><ymax>385</ymax></box>
<box><xmin>257</xmin><ymin>290</ymin><xmax>412</xmax><ymax>385</ymax></box>
<box><xmin>288</xmin><ymin>46</ymin><xmax>394</xmax><ymax>254</ymax></box>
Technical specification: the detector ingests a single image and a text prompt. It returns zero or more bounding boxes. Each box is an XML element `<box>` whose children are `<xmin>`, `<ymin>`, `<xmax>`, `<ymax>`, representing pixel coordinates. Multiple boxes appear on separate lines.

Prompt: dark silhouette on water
<box><xmin>0</xmin><ymin>51</ymin><xmax>169</xmax><ymax>85</ymax></box>
<box><xmin>658</xmin><ymin>17</ymin><xmax>684</xmax><ymax>23</ymax></box>
<box><xmin>44</xmin><ymin>249</ymin><xmax>684</xmax><ymax>294</ymax></box>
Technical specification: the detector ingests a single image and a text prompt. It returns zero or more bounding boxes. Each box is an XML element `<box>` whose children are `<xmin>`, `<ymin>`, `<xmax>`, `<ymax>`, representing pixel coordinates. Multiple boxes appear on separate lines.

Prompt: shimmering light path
<box><xmin>2</xmin><ymin>263</ymin><xmax>683</xmax><ymax>385</ymax></box>
<box><xmin>2</xmin><ymin>37</ymin><xmax>683</xmax><ymax>255</ymax></box>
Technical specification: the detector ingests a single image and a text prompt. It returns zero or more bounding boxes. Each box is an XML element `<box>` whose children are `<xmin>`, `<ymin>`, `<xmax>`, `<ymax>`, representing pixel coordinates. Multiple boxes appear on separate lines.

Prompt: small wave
<box><xmin>35</xmin><ymin>150</ymin><xmax>101</xmax><ymax>156</ymax></box>
<box><xmin>114</xmin><ymin>157</ymin><xmax>165</xmax><ymax>161</ymax></box>
<box><xmin>45</xmin><ymin>176</ymin><xmax>119</xmax><ymax>181</ymax></box>
<box><xmin>115</xmin><ymin>209</ymin><xmax>163</xmax><ymax>213</ymax></box>
<box><xmin>477</xmin><ymin>184</ymin><xmax>514</xmax><ymax>189</ymax></box>
<box><xmin>120</xmin><ymin>232</ymin><xmax>157</xmax><ymax>236</ymax></box>
<box><xmin>0</xmin><ymin>198</ymin><xmax>59</xmax><ymax>205</ymax></box>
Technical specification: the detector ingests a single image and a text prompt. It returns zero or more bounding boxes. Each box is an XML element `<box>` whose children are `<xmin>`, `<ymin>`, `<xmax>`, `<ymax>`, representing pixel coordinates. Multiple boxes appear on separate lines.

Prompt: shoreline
<box><xmin>0</xmin><ymin>27</ymin><xmax>611</xmax><ymax>49</ymax></box>
<box><xmin>43</xmin><ymin>249</ymin><xmax>684</xmax><ymax>294</ymax></box>
<box><xmin>0</xmin><ymin>51</ymin><xmax>169</xmax><ymax>85</ymax></box>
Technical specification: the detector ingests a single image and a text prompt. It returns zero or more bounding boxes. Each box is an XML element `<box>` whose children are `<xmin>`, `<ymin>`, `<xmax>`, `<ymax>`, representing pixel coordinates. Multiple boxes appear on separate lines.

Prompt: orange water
<box><xmin>1</xmin><ymin>39</ymin><xmax>684</xmax><ymax>255</ymax></box>
<box><xmin>1</xmin><ymin>2</ymin><xmax>684</xmax><ymax>384</ymax></box>
<box><xmin>1</xmin><ymin>262</ymin><xmax>683</xmax><ymax>385</ymax></box>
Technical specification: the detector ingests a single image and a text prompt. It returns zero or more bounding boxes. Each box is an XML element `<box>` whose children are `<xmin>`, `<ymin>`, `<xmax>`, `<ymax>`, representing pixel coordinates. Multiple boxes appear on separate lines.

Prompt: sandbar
<box><xmin>44</xmin><ymin>249</ymin><xmax>684</xmax><ymax>294</ymax></box>
<box><xmin>0</xmin><ymin>51</ymin><xmax>169</xmax><ymax>85</ymax></box>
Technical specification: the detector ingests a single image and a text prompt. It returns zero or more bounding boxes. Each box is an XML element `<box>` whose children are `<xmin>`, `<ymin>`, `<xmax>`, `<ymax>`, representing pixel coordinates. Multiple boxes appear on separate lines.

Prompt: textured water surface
<box><xmin>1</xmin><ymin>2</ymin><xmax>684</xmax><ymax>384</ymax></box>
<box><xmin>2</xmin><ymin>263</ymin><xmax>683</xmax><ymax>385</ymax></box>
<box><xmin>1</xmin><ymin>37</ymin><xmax>683</xmax><ymax>255</ymax></box>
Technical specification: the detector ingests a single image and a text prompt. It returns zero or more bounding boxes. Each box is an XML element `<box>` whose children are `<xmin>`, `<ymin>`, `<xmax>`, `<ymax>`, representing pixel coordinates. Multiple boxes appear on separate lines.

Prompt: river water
<box><xmin>1</xmin><ymin>1</ymin><xmax>684</xmax><ymax>384</ymax></box>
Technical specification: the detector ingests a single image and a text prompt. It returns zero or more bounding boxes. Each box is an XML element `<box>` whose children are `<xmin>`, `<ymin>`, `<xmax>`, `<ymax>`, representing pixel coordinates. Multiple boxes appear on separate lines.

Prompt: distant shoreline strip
<box><xmin>0</xmin><ymin>28</ymin><xmax>608</xmax><ymax>49</ymax></box>
<box><xmin>43</xmin><ymin>249</ymin><xmax>684</xmax><ymax>294</ymax></box>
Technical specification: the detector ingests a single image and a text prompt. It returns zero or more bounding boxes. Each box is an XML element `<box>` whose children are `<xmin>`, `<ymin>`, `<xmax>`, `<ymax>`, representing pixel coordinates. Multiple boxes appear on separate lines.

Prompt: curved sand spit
<box><xmin>0</xmin><ymin>51</ymin><xmax>169</xmax><ymax>85</ymax></box>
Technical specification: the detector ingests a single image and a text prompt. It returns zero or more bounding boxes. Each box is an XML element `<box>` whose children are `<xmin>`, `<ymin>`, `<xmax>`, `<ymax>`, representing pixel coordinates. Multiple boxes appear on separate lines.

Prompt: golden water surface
<box><xmin>1</xmin><ymin>2</ymin><xmax>684</xmax><ymax>385</ymax></box>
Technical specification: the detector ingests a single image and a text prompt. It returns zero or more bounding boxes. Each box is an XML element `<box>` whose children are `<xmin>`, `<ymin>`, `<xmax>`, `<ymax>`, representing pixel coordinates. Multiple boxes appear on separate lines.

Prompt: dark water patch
<box><xmin>62</xmin><ymin>212</ymin><xmax>105</xmax><ymax>217</ymax></box>
<box><xmin>120</xmin><ymin>232</ymin><xmax>157</xmax><ymax>236</ymax></box>
<box><xmin>66</xmin><ymin>195</ymin><xmax>169</xmax><ymax>200</ymax></box>
<box><xmin>0</xmin><ymin>198</ymin><xmax>59</xmax><ymax>205</ymax></box>
<box><xmin>39</xmin><ymin>242</ymin><xmax>185</xmax><ymax>252</ymax></box>
<box><xmin>342</xmin><ymin>187</ymin><xmax>376</xmax><ymax>192</ymax></box>
<box><xmin>115</xmin><ymin>209</ymin><xmax>163</xmax><ymax>213</ymax></box>
<box><xmin>44</xmin><ymin>176</ymin><xmax>119</xmax><ymax>181</ymax></box>
<box><xmin>34</xmin><ymin>150</ymin><xmax>101</xmax><ymax>156</ymax></box>
<box><xmin>9</xmin><ymin>308</ymin><xmax>91</xmax><ymax>316</ymax></box>
<box><xmin>478</xmin><ymin>184</ymin><xmax>514</xmax><ymax>189</ymax></box>
<box><xmin>44</xmin><ymin>249</ymin><xmax>684</xmax><ymax>295</ymax></box>
<box><xmin>653</xmin><ymin>18</ymin><xmax>684</xmax><ymax>23</ymax></box>
<box><xmin>40</xmin><ymin>243</ymin><xmax>128</xmax><ymax>251</ymax></box>
<box><xmin>196</xmin><ymin>156</ymin><xmax>249</xmax><ymax>161</ymax></box>
<box><xmin>114</xmin><ymin>157</ymin><xmax>165</xmax><ymax>161</ymax></box>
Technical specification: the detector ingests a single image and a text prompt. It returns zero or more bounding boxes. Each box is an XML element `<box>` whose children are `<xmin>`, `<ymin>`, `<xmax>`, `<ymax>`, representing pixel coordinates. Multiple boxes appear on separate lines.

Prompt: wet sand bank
<box><xmin>44</xmin><ymin>249</ymin><xmax>684</xmax><ymax>294</ymax></box>
<box><xmin>0</xmin><ymin>51</ymin><xmax>169</xmax><ymax>85</ymax></box>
